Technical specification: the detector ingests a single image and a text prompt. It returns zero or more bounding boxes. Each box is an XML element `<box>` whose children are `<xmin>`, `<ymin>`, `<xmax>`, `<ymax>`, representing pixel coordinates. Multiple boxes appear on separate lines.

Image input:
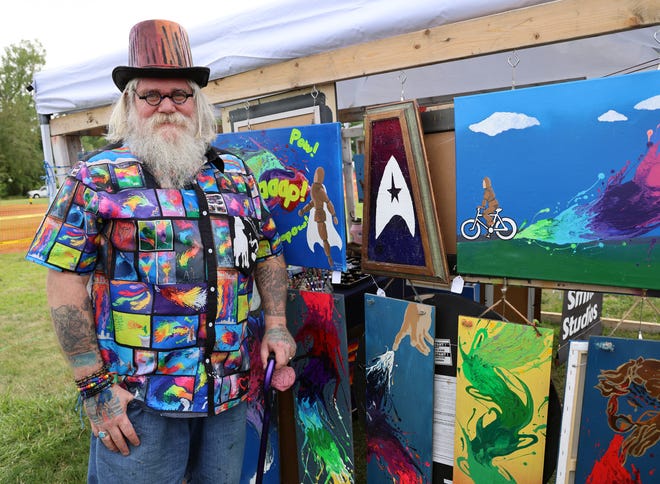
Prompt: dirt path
<box><xmin>0</xmin><ymin>199</ymin><xmax>48</xmax><ymax>254</ymax></box>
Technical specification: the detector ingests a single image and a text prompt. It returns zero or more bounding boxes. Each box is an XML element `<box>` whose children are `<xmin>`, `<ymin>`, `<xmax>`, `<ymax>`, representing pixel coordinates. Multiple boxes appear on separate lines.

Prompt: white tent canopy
<box><xmin>30</xmin><ymin>0</ymin><xmax>656</xmax><ymax>117</ymax></box>
<box><xmin>32</xmin><ymin>0</ymin><xmax>659</xmax><ymax>116</ymax></box>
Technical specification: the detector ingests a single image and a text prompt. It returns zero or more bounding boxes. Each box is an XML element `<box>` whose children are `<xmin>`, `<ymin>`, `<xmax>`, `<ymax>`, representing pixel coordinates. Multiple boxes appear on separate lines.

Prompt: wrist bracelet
<box><xmin>75</xmin><ymin>364</ymin><xmax>114</xmax><ymax>399</ymax></box>
<box><xmin>74</xmin><ymin>364</ymin><xmax>109</xmax><ymax>385</ymax></box>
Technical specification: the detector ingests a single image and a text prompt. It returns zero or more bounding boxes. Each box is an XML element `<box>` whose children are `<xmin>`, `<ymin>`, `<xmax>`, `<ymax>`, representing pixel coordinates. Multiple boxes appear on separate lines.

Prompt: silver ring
<box><xmin>98</xmin><ymin>431</ymin><xmax>108</xmax><ymax>439</ymax></box>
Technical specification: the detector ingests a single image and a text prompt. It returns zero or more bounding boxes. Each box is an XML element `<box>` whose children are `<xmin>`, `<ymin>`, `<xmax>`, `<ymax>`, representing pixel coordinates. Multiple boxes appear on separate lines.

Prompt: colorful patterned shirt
<box><xmin>26</xmin><ymin>145</ymin><xmax>282</xmax><ymax>416</ymax></box>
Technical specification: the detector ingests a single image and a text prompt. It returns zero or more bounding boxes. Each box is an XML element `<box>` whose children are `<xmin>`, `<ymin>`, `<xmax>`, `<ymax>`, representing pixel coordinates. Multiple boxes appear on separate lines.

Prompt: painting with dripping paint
<box><xmin>364</xmin><ymin>294</ymin><xmax>436</xmax><ymax>483</ymax></box>
<box><xmin>455</xmin><ymin>70</ymin><xmax>660</xmax><ymax>290</ymax></box>
<box><xmin>213</xmin><ymin>123</ymin><xmax>347</xmax><ymax>271</ymax></box>
<box><xmin>454</xmin><ymin>316</ymin><xmax>554</xmax><ymax>483</ymax></box>
<box><xmin>240</xmin><ymin>314</ymin><xmax>280</xmax><ymax>483</ymax></box>
<box><xmin>361</xmin><ymin>100</ymin><xmax>449</xmax><ymax>283</ymax></box>
<box><xmin>574</xmin><ymin>336</ymin><xmax>660</xmax><ymax>483</ymax></box>
<box><xmin>286</xmin><ymin>290</ymin><xmax>354</xmax><ymax>483</ymax></box>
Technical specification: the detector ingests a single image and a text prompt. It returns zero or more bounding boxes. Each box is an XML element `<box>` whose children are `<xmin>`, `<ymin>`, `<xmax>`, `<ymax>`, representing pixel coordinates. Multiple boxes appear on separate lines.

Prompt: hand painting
<box><xmin>393</xmin><ymin>302</ymin><xmax>433</xmax><ymax>355</ymax></box>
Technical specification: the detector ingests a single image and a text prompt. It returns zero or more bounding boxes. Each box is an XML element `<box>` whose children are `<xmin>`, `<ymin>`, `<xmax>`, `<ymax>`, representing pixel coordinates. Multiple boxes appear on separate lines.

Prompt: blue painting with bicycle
<box><xmin>455</xmin><ymin>70</ymin><xmax>660</xmax><ymax>290</ymax></box>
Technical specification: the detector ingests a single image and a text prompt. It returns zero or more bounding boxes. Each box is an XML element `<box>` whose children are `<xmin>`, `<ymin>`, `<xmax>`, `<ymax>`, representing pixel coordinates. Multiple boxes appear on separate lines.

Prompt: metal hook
<box><xmin>244</xmin><ymin>100</ymin><xmax>252</xmax><ymax>131</ymax></box>
<box><xmin>654</xmin><ymin>30</ymin><xmax>660</xmax><ymax>45</ymax></box>
<box><xmin>310</xmin><ymin>85</ymin><xmax>319</xmax><ymax>105</ymax></box>
<box><xmin>507</xmin><ymin>50</ymin><xmax>520</xmax><ymax>89</ymax></box>
<box><xmin>398</xmin><ymin>71</ymin><xmax>407</xmax><ymax>101</ymax></box>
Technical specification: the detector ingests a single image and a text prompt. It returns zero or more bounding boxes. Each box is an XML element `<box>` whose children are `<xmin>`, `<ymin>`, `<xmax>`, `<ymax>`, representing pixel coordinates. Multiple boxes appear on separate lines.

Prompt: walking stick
<box><xmin>256</xmin><ymin>353</ymin><xmax>276</xmax><ymax>484</ymax></box>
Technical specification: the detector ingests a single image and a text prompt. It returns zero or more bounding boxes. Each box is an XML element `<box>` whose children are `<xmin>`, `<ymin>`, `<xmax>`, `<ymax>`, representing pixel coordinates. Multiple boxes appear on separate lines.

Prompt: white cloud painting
<box><xmin>469</xmin><ymin>112</ymin><xmax>540</xmax><ymax>136</ymax></box>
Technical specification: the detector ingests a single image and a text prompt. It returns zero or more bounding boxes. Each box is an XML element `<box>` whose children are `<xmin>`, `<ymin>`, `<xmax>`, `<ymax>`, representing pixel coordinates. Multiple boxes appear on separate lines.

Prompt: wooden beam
<box><xmin>462</xmin><ymin>275</ymin><xmax>660</xmax><ymax>298</ymax></box>
<box><xmin>50</xmin><ymin>105</ymin><xmax>113</xmax><ymax>137</ymax></box>
<box><xmin>203</xmin><ymin>0</ymin><xmax>659</xmax><ymax>104</ymax></box>
<box><xmin>49</xmin><ymin>0</ymin><xmax>659</xmax><ymax>135</ymax></box>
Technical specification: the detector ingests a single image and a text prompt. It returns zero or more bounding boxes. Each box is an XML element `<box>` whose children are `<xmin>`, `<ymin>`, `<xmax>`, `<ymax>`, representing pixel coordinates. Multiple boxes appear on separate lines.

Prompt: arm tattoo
<box><xmin>264</xmin><ymin>325</ymin><xmax>294</xmax><ymax>345</ymax></box>
<box><xmin>50</xmin><ymin>299</ymin><xmax>98</xmax><ymax>359</ymax></box>
<box><xmin>255</xmin><ymin>256</ymin><xmax>287</xmax><ymax>317</ymax></box>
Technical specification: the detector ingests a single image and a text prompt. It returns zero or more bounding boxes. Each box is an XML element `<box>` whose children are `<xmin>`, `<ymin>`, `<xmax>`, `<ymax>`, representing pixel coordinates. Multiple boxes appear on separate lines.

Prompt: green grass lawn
<box><xmin>0</xmin><ymin>253</ymin><xmax>90</xmax><ymax>483</ymax></box>
<box><xmin>1</xmin><ymin>252</ymin><xmax>657</xmax><ymax>483</ymax></box>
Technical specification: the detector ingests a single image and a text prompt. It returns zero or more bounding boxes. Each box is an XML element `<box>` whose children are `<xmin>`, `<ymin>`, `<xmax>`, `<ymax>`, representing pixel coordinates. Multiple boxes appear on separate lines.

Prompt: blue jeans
<box><xmin>87</xmin><ymin>400</ymin><xmax>247</xmax><ymax>484</ymax></box>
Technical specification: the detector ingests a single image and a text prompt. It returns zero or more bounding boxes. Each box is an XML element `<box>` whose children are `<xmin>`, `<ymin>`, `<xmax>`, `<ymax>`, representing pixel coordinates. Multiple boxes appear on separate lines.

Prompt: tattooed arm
<box><xmin>46</xmin><ymin>269</ymin><xmax>139</xmax><ymax>455</ymax></box>
<box><xmin>254</xmin><ymin>254</ymin><xmax>296</xmax><ymax>369</ymax></box>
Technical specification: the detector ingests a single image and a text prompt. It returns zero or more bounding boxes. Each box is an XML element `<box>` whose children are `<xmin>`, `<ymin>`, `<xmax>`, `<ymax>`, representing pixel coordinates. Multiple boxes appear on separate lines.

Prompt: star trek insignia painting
<box><xmin>361</xmin><ymin>101</ymin><xmax>449</xmax><ymax>282</ymax></box>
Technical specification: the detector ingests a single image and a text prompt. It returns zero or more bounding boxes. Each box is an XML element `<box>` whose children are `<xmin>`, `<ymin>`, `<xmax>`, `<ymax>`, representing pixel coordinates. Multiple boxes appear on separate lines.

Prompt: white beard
<box><xmin>126</xmin><ymin>110</ymin><xmax>207</xmax><ymax>189</ymax></box>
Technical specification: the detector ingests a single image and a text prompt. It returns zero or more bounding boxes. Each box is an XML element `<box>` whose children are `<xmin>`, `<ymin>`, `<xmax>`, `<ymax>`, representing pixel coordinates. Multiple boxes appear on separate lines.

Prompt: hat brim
<box><xmin>112</xmin><ymin>66</ymin><xmax>210</xmax><ymax>91</ymax></box>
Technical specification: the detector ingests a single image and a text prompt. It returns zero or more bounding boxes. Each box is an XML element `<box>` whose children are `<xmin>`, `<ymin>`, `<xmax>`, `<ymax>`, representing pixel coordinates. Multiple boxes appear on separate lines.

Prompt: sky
<box><xmin>0</xmin><ymin>0</ymin><xmax>271</xmax><ymax>71</ymax></box>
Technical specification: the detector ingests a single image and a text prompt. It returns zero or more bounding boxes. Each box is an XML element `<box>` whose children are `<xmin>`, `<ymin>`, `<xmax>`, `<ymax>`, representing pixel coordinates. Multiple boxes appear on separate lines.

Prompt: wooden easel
<box><xmin>609</xmin><ymin>289</ymin><xmax>660</xmax><ymax>336</ymax></box>
<box><xmin>479</xmin><ymin>279</ymin><xmax>542</xmax><ymax>336</ymax></box>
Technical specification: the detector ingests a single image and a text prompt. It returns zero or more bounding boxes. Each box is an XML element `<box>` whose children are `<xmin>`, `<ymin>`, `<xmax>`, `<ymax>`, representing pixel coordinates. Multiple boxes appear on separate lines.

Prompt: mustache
<box><xmin>147</xmin><ymin>112</ymin><xmax>188</xmax><ymax>128</ymax></box>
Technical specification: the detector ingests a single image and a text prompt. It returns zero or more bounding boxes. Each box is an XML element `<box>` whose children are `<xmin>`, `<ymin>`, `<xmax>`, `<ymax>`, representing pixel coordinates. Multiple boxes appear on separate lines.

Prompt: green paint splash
<box><xmin>457</xmin><ymin>324</ymin><xmax>551</xmax><ymax>483</ymax></box>
<box><xmin>297</xmin><ymin>398</ymin><xmax>353</xmax><ymax>483</ymax></box>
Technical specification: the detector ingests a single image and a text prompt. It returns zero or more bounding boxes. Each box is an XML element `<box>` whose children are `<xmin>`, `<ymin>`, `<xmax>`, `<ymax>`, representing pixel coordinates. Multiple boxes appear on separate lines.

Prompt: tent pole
<box><xmin>39</xmin><ymin>114</ymin><xmax>57</xmax><ymax>202</ymax></box>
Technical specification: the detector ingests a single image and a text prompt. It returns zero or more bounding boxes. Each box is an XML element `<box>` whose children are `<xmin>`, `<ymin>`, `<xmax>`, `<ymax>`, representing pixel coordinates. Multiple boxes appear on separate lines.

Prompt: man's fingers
<box><xmin>119</xmin><ymin>419</ymin><xmax>140</xmax><ymax>447</ymax></box>
<box><xmin>97</xmin><ymin>428</ymin><xmax>121</xmax><ymax>454</ymax></box>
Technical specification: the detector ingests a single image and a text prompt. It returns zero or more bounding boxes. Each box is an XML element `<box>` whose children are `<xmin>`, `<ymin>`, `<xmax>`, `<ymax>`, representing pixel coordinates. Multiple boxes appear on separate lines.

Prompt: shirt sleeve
<box><xmin>25</xmin><ymin>164</ymin><xmax>102</xmax><ymax>273</ymax></box>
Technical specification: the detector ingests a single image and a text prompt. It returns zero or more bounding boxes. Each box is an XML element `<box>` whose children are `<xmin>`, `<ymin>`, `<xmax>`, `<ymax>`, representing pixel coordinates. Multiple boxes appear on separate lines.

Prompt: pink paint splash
<box><xmin>297</xmin><ymin>291</ymin><xmax>344</xmax><ymax>399</ymax></box>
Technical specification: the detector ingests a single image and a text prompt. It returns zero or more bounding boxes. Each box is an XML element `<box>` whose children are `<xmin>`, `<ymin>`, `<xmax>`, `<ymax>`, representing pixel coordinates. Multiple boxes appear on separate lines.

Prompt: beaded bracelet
<box><xmin>74</xmin><ymin>364</ymin><xmax>109</xmax><ymax>386</ymax></box>
<box><xmin>75</xmin><ymin>365</ymin><xmax>114</xmax><ymax>400</ymax></box>
<box><xmin>78</xmin><ymin>379</ymin><xmax>113</xmax><ymax>399</ymax></box>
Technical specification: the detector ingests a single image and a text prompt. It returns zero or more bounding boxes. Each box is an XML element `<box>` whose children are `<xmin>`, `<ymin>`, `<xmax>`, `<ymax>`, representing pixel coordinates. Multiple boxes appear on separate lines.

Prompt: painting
<box><xmin>241</xmin><ymin>314</ymin><xmax>280</xmax><ymax>483</ymax></box>
<box><xmin>574</xmin><ymin>336</ymin><xmax>660</xmax><ymax>483</ymax></box>
<box><xmin>286</xmin><ymin>290</ymin><xmax>354</xmax><ymax>483</ymax></box>
<box><xmin>454</xmin><ymin>70</ymin><xmax>660</xmax><ymax>290</ymax></box>
<box><xmin>361</xmin><ymin>100</ymin><xmax>449</xmax><ymax>282</ymax></box>
<box><xmin>555</xmin><ymin>340</ymin><xmax>589</xmax><ymax>484</ymax></box>
<box><xmin>454</xmin><ymin>316</ymin><xmax>554</xmax><ymax>483</ymax></box>
<box><xmin>364</xmin><ymin>294</ymin><xmax>435</xmax><ymax>483</ymax></box>
<box><xmin>213</xmin><ymin>123</ymin><xmax>347</xmax><ymax>271</ymax></box>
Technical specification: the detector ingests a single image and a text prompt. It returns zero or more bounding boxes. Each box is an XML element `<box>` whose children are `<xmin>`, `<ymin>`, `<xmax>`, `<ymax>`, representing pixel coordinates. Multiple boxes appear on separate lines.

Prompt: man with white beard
<box><xmin>26</xmin><ymin>19</ymin><xmax>296</xmax><ymax>483</ymax></box>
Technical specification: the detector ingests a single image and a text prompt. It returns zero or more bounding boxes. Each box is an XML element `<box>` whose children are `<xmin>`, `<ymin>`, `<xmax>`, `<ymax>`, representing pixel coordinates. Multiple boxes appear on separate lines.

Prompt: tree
<box><xmin>0</xmin><ymin>40</ymin><xmax>46</xmax><ymax>197</ymax></box>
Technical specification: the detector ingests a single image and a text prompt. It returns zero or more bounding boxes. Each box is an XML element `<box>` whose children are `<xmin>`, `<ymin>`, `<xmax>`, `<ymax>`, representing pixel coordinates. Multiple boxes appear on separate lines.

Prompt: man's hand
<box><xmin>262</xmin><ymin>323</ymin><xmax>297</xmax><ymax>370</ymax></box>
<box><xmin>85</xmin><ymin>385</ymin><xmax>140</xmax><ymax>456</ymax></box>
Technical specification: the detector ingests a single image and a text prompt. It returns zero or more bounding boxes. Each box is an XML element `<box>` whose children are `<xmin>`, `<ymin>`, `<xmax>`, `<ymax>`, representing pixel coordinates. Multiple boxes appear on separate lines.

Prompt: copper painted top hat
<box><xmin>112</xmin><ymin>19</ymin><xmax>210</xmax><ymax>91</ymax></box>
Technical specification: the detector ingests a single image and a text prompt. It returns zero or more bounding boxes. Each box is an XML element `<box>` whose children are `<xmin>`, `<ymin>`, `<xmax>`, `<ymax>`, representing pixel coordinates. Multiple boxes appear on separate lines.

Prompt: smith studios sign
<box><xmin>556</xmin><ymin>290</ymin><xmax>603</xmax><ymax>364</ymax></box>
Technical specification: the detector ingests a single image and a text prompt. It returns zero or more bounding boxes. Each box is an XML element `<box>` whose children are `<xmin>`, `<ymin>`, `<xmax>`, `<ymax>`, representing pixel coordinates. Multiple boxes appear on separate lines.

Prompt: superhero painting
<box><xmin>213</xmin><ymin>123</ymin><xmax>347</xmax><ymax>271</ymax></box>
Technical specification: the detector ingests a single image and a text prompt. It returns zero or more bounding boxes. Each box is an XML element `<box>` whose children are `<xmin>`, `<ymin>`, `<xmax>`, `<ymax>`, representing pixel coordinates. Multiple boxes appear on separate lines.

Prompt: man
<box><xmin>26</xmin><ymin>19</ymin><xmax>296</xmax><ymax>483</ymax></box>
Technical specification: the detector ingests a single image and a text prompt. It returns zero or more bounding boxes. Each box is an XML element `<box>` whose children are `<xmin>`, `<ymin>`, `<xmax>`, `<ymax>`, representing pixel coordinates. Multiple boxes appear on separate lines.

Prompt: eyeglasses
<box><xmin>136</xmin><ymin>90</ymin><xmax>194</xmax><ymax>106</ymax></box>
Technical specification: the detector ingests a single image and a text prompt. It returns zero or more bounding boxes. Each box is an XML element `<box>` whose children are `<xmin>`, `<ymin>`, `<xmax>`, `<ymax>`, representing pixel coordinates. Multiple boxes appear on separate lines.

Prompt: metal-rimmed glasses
<box><xmin>136</xmin><ymin>90</ymin><xmax>194</xmax><ymax>106</ymax></box>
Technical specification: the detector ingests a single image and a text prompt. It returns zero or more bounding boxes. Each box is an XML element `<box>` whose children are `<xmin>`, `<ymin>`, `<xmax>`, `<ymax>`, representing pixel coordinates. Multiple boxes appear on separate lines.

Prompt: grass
<box><xmin>0</xmin><ymin>197</ymin><xmax>49</xmax><ymax>207</ymax></box>
<box><xmin>1</xmin><ymin>252</ymin><xmax>658</xmax><ymax>483</ymax></box>
<box><xmin>0</xmin><ymin>254</ymin><xmax>90</xmax><ymax>483</ymax></box>
<box><xmin>541</xmin><ymin>289</ymin><xmax>660</xmax><ymax>323</ymax></box>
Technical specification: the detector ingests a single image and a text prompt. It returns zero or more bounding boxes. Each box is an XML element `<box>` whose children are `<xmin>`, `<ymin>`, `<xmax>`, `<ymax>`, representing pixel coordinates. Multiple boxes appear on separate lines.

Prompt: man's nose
<box><xmin>157</xmin><ymin>97</ymin><xmax>177</xmax><ymax>113</ymax></box>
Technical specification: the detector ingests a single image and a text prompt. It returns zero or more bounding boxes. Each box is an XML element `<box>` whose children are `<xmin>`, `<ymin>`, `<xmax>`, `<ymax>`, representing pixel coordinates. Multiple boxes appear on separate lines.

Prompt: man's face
<box><xmin>127</xmin><ymin>77</ymin><xmax>204</xmax><ymax>189</ymax></box>
<box><xmin>133</xmin><ymin>78</ymin><xmax>196</xmax><ymax>138</ymax></box>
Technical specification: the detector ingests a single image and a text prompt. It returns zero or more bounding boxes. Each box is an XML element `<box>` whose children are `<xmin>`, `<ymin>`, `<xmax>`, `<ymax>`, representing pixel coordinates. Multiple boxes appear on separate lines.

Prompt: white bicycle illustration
<box><xmin>460</xmin><ymin>207</ymin><xmax>518</xmax><ymax>240</ymax></box>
